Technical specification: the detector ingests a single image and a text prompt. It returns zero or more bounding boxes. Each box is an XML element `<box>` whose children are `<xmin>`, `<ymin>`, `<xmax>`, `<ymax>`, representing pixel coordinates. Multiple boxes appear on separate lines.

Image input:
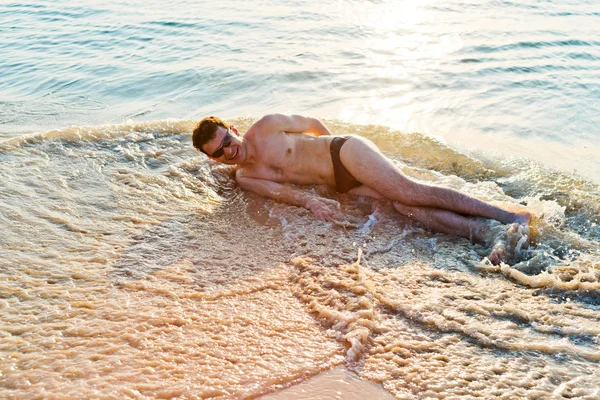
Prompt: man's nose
<box><xmin>225</xmin><ymin>145</ymin><xmax>234</xmax><ymax>159</ymax></box>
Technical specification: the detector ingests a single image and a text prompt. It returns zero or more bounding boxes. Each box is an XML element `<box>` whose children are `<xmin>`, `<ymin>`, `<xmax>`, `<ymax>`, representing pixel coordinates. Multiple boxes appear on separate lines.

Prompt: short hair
<box><xmin>192</xmin><ymin>116</ymin><xmax>229</xmax><ymax>154</ymax></box>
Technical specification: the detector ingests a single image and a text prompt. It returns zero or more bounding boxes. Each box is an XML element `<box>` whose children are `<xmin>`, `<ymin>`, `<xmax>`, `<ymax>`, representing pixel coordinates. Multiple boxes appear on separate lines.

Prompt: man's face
<box><xmin>203</xmin><ymin>125</ymin><xmax>244</xmax><ymax>164</ymax></box>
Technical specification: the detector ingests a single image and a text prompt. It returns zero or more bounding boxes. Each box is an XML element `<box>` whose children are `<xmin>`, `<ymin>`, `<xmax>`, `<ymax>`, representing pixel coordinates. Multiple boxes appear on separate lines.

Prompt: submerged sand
<box><xmin>260</xmin><ymin>367</ymin><xmax>395</xmax><ymax>399</ymax></box>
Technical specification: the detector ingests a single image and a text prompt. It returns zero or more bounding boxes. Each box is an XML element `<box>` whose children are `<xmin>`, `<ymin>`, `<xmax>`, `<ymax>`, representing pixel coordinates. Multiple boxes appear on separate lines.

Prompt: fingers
<box><xmin>317</xmin><ymin>210</ymin><xmax>333</xmax><ymax>221</ymax></box>
<box><xmin>312</xmin><ymin>207</ymin><xmax>333</xmax><ymax>221</ymax></box>
<box><xmin>308</xmin><ymin>198</ymin><xmax>341</xmax><ymax>222</ymax></box>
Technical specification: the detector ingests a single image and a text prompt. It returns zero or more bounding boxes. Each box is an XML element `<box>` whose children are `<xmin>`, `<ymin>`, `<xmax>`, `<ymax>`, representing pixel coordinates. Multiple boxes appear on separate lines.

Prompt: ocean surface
<box><xmin>1</xmin><ymin>0</ymin><xmax>599</xmax><ymax>399</ymax></box>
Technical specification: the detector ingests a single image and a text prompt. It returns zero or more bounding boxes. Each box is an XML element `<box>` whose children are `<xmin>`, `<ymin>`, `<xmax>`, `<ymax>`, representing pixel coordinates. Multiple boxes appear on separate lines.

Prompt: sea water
<box><xmin>1</xmin><ymin>1</ymin><xmax>599</xmax><ymax>399</ymax></box>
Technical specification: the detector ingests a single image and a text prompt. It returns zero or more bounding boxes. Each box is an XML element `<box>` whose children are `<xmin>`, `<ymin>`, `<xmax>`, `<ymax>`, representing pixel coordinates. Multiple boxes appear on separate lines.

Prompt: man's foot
<box><xmin>487</xmin><ymin>222</ymin><xmax>530</xmax><ymax>265</ymax></box>
<box><xmin>488</xmin><ymin>240</ymin><xmax>507</xmax><ymax>266</ymax></box>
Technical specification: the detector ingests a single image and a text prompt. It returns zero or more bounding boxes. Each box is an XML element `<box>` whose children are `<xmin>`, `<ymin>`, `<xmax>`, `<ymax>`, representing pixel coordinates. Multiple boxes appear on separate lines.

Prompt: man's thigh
<box><xmin>339</xmin><ymin>136</ymin><xmax>415</xmax><ymax>199</ymax></box>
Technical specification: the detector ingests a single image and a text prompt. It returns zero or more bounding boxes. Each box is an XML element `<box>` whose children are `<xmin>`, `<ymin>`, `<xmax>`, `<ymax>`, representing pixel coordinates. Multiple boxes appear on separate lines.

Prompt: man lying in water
<box><xmin>192</xmin><ymin>114</ymin><xmax>531</xmax><ymax>264</ymax></box>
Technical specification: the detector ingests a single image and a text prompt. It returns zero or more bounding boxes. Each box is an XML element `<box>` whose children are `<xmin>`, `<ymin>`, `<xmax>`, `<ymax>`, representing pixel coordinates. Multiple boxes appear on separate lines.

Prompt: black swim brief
<box><xmin>330</xmin><ymin>136</ymin><xmax>362</xmax><ymax>193</ymax></box>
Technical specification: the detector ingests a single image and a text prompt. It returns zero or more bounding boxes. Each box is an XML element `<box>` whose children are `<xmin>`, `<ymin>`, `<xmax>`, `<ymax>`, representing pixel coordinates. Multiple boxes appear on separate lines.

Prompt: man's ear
<box><xmin>231</xmin><ymin>125</ymin><xmax>240</xmax><ymax>135</ymax></box>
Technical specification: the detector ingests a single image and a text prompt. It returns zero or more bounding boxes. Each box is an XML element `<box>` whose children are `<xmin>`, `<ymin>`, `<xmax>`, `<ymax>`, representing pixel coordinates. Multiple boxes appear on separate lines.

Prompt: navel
<box><xmin>286</xmin><ymin>148</ymin><xmax>292</xmax><ymax>155</ymax></box>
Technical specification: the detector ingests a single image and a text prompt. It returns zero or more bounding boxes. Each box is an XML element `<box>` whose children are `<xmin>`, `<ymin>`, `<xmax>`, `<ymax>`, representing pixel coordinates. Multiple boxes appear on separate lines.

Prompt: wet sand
<box><xmin>260</xmin><ymin>367</ymin><xmax>395</xmax><ymax>399</ymax></box>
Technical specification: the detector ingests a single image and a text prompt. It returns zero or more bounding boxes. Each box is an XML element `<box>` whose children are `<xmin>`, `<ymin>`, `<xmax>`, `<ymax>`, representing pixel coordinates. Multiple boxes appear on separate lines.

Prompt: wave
<box><xmin>0</xmin><ymin>119</ymin><xmax>194</xmax><ymax>151</ymax></box>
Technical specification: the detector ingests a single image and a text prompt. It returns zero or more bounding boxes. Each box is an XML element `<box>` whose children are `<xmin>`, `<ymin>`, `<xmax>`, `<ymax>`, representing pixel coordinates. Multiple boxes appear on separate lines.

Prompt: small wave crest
<box><xmin>0</xmin><ymin>119</ymin><xmax>194</xmax><ymax>151</ymax></box>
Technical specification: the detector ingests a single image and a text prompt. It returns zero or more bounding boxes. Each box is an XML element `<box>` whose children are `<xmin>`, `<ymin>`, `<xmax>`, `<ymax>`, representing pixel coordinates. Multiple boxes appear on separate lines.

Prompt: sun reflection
<box><xmin>360</xmin><ymin>0</ymin><xmax>430</xmax><ymax>32</ymax></box>
<box><xmin>337</xmin><ymin>0</ymin><xmax>464</xmax><ymax>136</ymax></box>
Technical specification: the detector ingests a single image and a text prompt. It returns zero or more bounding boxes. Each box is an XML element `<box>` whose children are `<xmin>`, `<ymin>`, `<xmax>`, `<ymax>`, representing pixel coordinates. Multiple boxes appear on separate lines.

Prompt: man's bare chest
<box><xmin>240</xmin><ymin>138</ymin><xmax>333</xmax><ymax>185</ymax></box>
<box><xmin>239</xmin><ymin>153</ymin><xmax>298</xmax><ymax>183</ymax></box>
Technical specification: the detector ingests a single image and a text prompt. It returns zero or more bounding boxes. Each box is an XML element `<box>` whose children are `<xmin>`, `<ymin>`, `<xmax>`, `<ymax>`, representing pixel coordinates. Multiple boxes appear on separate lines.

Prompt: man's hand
<box><xmin>306</xmin><ymin>197</ymin><xmax>341</xmax><ymax>221</ymax></box>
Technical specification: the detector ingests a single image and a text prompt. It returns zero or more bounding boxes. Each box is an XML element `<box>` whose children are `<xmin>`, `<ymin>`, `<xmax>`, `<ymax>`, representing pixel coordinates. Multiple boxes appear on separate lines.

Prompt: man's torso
<box><xmin>239</xmin><ymin>129</ymin><xmax>337</xmax><ymax>187</ymax></box>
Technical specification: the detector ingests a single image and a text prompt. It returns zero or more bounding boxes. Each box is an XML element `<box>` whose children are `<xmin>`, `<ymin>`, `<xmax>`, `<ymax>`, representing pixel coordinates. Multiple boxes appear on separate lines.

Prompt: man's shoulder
<box><xmin>249</xmin><ymin>114</ymin><xmax>283</xmax><ymax>131</ymax></box>
<box><xmin>247</xmin><ymin>115</ymin><xmax>285</xmax><ymax>138</ymax></box>
<box><xmin>256</xmin><ymin>113</ymin><xmax>286</xmax><ymax>124</ymax></box>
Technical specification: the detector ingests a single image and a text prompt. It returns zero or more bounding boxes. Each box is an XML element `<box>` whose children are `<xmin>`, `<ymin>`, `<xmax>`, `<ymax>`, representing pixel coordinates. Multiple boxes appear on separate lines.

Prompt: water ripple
<box><xmin>0</xmin><ymin>0</ymin><xmax>599</xmax><ymax>183</ymax></box>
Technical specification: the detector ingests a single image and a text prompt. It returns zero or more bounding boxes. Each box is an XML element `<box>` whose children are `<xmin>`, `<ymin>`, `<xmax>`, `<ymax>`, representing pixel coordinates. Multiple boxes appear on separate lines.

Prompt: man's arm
<box><xmin>257</xmin><ymin>114</ymin><xmax>332</xmax><ymax>136</ymax></box>
<box><xmin>236</xmin><ymin>172</ymin><xmax>340</xmax><ymax>221</ymax></box>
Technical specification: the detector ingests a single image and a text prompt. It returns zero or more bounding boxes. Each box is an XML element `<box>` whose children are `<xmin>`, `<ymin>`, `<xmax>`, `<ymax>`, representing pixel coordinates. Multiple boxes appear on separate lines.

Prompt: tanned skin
<box><xmin>200</xmin><ymin>114</ymin><xmax>531</xmax><ymax>264</ymax></box>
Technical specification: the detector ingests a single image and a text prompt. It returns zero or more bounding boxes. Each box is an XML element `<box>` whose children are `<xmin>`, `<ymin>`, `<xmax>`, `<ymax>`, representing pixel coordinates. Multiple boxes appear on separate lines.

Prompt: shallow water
<box><xmin>1</xmin><ymin>119</ymin><xmax>599</xmax><ymax>398</ymax></box>
<box><xmin>1</xmin><ymin>0</ymin><xmax>600</xmax><ymax>182</ymax></box>
<box><xmin>1</xmin><ymin>0</ymin><xmax>600</xmax><ymax>398</ymax></box>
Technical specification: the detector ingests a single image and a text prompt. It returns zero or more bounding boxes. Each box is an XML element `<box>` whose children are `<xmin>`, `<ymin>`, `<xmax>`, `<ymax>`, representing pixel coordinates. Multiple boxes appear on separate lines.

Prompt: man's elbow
<box><xmin>311</xmin><ymin>118</ymin><xmax>331</xmax><ymax>136</ymax></box>
<box><xmin>235</xmin><ymin>171</ymin><xmax>253</xmax><ymax>191</ymax></box>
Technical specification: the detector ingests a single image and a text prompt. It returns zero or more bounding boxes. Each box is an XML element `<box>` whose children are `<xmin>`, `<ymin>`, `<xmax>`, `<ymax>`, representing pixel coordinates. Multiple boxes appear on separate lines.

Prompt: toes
<box><xmin>485</xmin><ymin>222</ymin><xmax>530</xmax><ymax>265</ymax></box>
<box><xmin>489</xmin><ymin>241</ymin><xmax>507</xmax><ymax>265</ymax></box>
